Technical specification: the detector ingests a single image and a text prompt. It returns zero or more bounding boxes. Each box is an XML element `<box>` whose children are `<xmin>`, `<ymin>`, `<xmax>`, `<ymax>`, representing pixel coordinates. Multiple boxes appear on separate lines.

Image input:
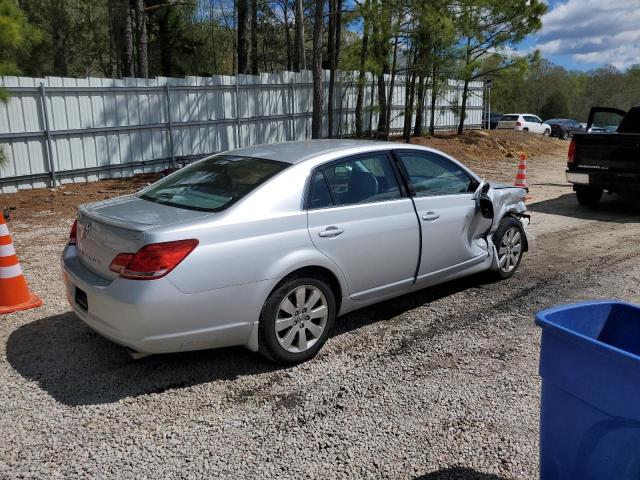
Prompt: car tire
<box><xmin>560</xmin><ymin>130</ymin><xmax>568</xmax><ymax>140</ymax></box>
<box><xmin>492</xmin><ymin>216</ymin><xmax>525</xmax><ymax>280</ymax></box>
<box><xmin>576</xmin><ymin>187</ymin><xmax>603</xmax><ymax>207</ymax></box>
<box><xmin>258</xmin><ymin>274</ymin><xmax>336</xmax><ymax>364</ymax></box>
<box><xmin>543</xmin><ymin>128</ymin><xmax>550</xmax><ymax>136</ymax></box>
<box><xmin>523</xmin><ymin>128</ymin><xmax>529</xmax><ymax>132</ymax></box>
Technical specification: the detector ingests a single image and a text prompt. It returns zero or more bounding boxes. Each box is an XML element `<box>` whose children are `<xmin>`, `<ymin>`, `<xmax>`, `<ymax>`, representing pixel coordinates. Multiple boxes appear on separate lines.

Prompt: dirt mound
<box><xmin>403</xmin><ymin>130</ymin><xmax>568</xmax><ymax>164</ymax></box>
<box><xmin>1</xmin><ymin>173</ymin><xmax>161</xmax><ymax>225</ymax></box>
<box><xmin>2</xmin><ymin>130</ymin><xmax>568</xmax><ymax>224</ymax></box>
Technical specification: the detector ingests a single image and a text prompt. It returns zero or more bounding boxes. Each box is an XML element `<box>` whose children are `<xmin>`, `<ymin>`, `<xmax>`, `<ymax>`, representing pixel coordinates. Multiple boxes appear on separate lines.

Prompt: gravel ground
<box><xmin>2</xmin><ymin>150</ymin><xmax>640</xmax><ymax>479</ymax></box>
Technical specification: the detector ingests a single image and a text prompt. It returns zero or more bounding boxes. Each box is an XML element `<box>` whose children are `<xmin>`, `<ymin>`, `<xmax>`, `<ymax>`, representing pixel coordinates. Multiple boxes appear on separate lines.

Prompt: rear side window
<box><xmin>501</xmin><ymin>115</ymin><xmax>519</xmax><ymax>121</ymax></box>
<box><xmin>396</xmin><ymin>151</ymin><xmax>473</xmax><ymax>197</ymax></box>
<box><xmin>308</xmin><ymin>153</ymin><xmax>402</xmax><ymax>209</ymax></box>
<box><xmin>140</xmin><ymin>155</ymin><xmax>288</xmax><ymax>212</ymax></box>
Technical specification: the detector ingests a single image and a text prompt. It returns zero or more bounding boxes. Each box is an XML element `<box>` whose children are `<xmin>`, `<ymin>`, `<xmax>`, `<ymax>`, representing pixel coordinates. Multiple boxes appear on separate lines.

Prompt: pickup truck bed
<box><xmin>566</xmin><ymin>106</ymin><xmax>640</xmax><ymax>206</ymax></box>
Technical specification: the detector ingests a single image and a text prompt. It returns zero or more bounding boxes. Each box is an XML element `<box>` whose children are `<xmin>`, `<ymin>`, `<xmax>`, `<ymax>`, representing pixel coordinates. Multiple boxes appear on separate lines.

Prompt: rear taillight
<box><xmin>567</xmin><ymin>138</ymin><xmax>576</xmax><ymax>165</ymax></box>
<box><xmin>109</xmin><ymin>253</ymin><xmax>134</xmax><ymax>274</ymax></box>
<box><xmin>516</xmin><ymin>121</ymin><xmax>522</xmax><ymax>127</ymax></box>
<box><xmin>109</xmin><ymin>239</ymin><xmax>198</xmax><ymax>280</ymax></box>
<box><xmin>69</xmin><ymin>219</ymin><xmax>78</xmax><ymax>245</ymax></box>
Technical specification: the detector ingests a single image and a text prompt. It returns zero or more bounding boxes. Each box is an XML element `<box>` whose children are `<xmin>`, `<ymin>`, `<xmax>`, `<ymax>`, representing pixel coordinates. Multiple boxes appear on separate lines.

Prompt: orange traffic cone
<box><xmin>0</xmin><ymin>215</ymin><xmax>42</xmax><ymax>314</ymax></box>
<box><xmin>515</xmin><ymin>152</ymin><xmax>528</xmax><ymax>188</ymax></box>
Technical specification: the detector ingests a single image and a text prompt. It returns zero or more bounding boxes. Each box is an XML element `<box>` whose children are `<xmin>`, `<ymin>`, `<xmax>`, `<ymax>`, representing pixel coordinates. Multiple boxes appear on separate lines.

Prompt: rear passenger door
<box><xmin>307</xmin><ymin>152</ymin><xmax>420</xmax><ymax>300</ymax></box>
<box><xmin>394</xmin><ymin>150</ymin><xmax>490</xmax><ymax>284</ymax></box>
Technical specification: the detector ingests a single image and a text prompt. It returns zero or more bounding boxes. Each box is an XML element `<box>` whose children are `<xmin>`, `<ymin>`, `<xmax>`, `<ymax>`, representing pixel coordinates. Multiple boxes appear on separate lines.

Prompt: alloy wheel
<box><xmin>498</xmin><ymin>227</ymin><xmax>522</xmax><ymax>273</ymax></box>
<box><xmin>275</xmin><ymin>285</ymin><xmax>328</xmax><ymax>353</ymax></box>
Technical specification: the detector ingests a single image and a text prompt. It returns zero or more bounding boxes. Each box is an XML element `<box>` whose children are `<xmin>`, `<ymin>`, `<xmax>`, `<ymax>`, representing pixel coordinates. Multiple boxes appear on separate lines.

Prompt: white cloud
<box><xmin>535</xmin><ymin>0</ymin><xmax>640</xmax><ymax>70</ymax></box>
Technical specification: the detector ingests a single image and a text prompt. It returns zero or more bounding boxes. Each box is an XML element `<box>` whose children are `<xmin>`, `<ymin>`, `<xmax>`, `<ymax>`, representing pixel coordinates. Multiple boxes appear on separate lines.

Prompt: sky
<box><xmin>516</xmin><ymin>0</ymin><xmax>640</xmax><ymax>71</ymax></box>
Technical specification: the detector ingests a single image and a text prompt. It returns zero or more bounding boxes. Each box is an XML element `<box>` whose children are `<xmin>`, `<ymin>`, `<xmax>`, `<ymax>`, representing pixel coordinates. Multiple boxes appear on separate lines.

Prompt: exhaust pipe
<box><xmin>126</xmin><ymin>348</ymin><xmax>152</xmax><ymax>360</ymax></box>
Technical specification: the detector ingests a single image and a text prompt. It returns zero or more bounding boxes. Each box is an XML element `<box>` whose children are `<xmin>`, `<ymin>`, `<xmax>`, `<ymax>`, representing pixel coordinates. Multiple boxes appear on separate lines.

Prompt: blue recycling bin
<box><xmin>536</xmin><ymin>300</ymin><xmax>640</xmax><ymax>479</ymax></box>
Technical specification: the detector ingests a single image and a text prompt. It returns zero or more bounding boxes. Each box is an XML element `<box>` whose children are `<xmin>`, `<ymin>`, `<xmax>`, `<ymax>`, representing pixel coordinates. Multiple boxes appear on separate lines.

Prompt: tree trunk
<box><xmin>159</xmin><ymin>7</ymin><xmax>172</xmax><ymax>76</ymax></box>
<box><xmin>429</xmin><ymin>62</ymin><xmax>438</xmax><ymax>135</ymax></box>
<box><xmin>327</xmin><ymin>0</ymin><xmax>336</xmax><ymax>137</ymax></box>
<box><xmin>294</xmin><ymin>0</ymin><xmax>306</xmax><ymax>71</ymax></box>
<box><xmin>457</xmin><ymin>78</ymin><xmax>469</xmax><ymax>135</ymax></box>
<box><xmin>50</xmin><ymin>0</ymin><xmax>68</xmax><ymax>76</ymax></box>
<box><xmin>355</xmin><ymin>9</ymin><xmax>369</xmax><ymax>137</ymax></box>
<box><xmin>376</xmin><ymin>72</ymin><xmax>387</xmax><ymax>138</ymax></box>
<box><xmin>311</xmin><ymin>0</ymin><xmax>324</xmax><ymax>139</ymax></box>
<box><xmin>123</xmin><ymin>2</ymin><xmax>134</xmax><ymax>77</ymax></box>
<box><xmin>250</xmin><ymin>0</ymin><xmax>258</xmax><ymax>75</ymax></box>
<box><xmin>333</xmin><ymin>0</ymin><xmax>343</xmax><ymax>133</ymax></box>
<box><xmin>403</xmin><ymin>71</ymin><xmax>416</xmax><ymax>141</ymax></box>
<box><xmin>283</xmin><ymin>2</ymin><xmax>292</xmax><ymax>71</ymax></box>
<box><xmin>368</xmin><ymin>79</ymin><xmax>375</xmax><ymax>134</ymax></box>
<box><xmin>108</xmin><ymin>0</ymin><xmax>119</xmax><ymax>77</ymax></box>
<box><xmin>237</xmin><ymin>0</ymin><xmax>249</xmax><ymax>74</ymax></box>
<box><xmin>134</xmin><ymin>0</ymin><xmax>148</xmax><ymax>78</ymax></box>
<box><xmin>385</xmin><ymin>26</ymin><xmax>400</xmax><ymax>138</ymax></box>
<box><xmin>457</xmin><ymin>40</ymin><xmax>471</xmax><ymax>135</ymax></box>
<box><xmin>414</xmin><ymin>75</ymin><xmax>426</xmax><ymax>136</ymax></box>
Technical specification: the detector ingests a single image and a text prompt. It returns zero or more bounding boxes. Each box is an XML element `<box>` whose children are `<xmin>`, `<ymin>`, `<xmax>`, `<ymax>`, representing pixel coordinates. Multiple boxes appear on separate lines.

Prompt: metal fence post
<box><xmin>235</xmin><ymin>79</ymin><xmax>242</xmax><ymax>148</ymax></box>
<box><xmin>39</xmin><ymin>83</ymin><xmax>57</xmax><ymax>187</ymax></box>
<box><xmin>289</xmin><ymin>80</ymin><xmax>295</xmax><ymax>141</ymax></box>
<box><xmin>164</xmin><ymin>84</ymin><xmax>176</xmax><ymax>169</ymax></box>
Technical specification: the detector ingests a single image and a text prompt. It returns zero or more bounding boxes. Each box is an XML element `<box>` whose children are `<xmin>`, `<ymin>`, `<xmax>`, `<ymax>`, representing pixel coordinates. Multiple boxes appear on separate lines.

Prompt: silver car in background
<box><xmin>62</xmin><ymin>140</ymin><xmax>529</xmax><ymax>363</ymax></box>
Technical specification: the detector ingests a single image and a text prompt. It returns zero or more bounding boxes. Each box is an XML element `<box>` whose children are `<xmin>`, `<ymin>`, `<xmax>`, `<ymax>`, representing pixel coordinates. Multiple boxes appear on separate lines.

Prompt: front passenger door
<box><xmin>394</xmin><ymin>150</ymin><xmax>490</xmax><ymax>284</ymax></box>
<box><xmin>307</xmin><ymin>152</ymin><xmax>420</xmax><ymax>300</ymax></box>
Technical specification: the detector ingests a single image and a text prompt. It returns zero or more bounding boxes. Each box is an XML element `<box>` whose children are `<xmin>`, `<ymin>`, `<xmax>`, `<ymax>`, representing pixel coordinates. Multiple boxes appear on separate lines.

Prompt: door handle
<box><xmin>422</xmin><ymin>211</ymin><xmax>440</xmax><ymax>221</ymax></box>
<box><xmin>319</xmin><ymin>226</ymin><xmax>344</xmax><ymax>238</ymax></box>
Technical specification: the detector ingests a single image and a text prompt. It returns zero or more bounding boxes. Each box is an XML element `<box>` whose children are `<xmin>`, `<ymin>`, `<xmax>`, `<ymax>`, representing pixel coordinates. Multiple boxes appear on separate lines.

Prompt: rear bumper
<box><xmin>61</xmin><ymin>246</ymin><xmax>268</xmax><ymax>354</ymax></box>
<box><xmin>566</xmin><ymin>169</ymin><xmax>640</xmax><ymax>193</ymax></box>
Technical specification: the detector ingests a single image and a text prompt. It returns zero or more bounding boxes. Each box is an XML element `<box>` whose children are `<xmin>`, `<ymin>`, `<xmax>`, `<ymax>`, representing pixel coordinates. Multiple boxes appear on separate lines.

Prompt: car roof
<box><xmin>227</xmin><ymin>139</ymin><xmax>400</xmax><ymax>164</ymax></box>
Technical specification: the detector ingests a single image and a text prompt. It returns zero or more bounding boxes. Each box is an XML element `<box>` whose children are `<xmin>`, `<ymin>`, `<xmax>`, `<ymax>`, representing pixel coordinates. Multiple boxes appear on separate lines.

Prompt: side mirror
<box><xmin>479</xmin><ymin>197</ymin><xmax>494</xmax><ymax>219</ymax></box>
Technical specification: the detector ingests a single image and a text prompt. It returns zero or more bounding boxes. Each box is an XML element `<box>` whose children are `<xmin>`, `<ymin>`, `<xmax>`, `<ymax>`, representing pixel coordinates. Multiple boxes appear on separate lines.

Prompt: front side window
<box><xmin>396</xmin><ymin>151</ymin><xmax>473</xmax><ymax>197</ymax></box>
<box><xmin>523</xmin><ymin>115</ymin><xmax>539</xmax><ymax>123</ymax></box>
<box><xmin>308</xmin><ymin>153</ymin><xmax>402</xmax><ymax>209</ymax></box>
<box><xmin>140</xmin><ymin>155</ymin><xmax>288</xmax><ymax>212</ymax></box>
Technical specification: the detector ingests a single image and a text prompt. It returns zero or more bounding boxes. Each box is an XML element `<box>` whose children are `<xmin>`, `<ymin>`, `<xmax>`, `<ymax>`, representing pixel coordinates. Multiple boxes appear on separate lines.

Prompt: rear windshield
<box><xmin>500</xmin><ymin>115</ymin><xmax>519</xmax><ymax>121</ymax></box>
<box><xmin>140</xmin><ymin>155</ymin><xmax>288</xmax><ymax>212</ymax></box>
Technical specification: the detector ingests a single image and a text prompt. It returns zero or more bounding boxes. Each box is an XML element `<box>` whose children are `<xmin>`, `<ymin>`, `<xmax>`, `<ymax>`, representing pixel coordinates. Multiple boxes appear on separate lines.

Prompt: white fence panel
<box><xmin>0</xmin><ymin>71</ymin><xmax>484</xmax><ymax>193</ymax></box>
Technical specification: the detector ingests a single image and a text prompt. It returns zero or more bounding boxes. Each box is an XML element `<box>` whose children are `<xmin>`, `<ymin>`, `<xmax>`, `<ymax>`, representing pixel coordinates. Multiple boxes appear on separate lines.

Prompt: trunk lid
<box><xmin>76</xmin><ymin>195</ymin><xmax>211</xmax><ymax>279</ymax></box>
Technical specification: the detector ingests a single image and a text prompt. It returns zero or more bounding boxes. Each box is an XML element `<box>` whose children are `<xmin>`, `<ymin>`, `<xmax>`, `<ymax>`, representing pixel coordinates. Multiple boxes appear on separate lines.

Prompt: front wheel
<box><xmin>543</xmin><ymin>128</ymin><xmax>551</xmax><ymax>136</ymax></box>
<box><xmin>492</xmin><ymin>217</ymin><xmax>525</xmax><ymax>280</ymax></box>
<box><xmin>258</xmin><ymin>275</ymin><xmax>336</xmax><ymax>364</ymax></box>
<box><xmin>576</xmin><ymin>187</ymin><xmax>603</xmax><ymax>207</ymax></box>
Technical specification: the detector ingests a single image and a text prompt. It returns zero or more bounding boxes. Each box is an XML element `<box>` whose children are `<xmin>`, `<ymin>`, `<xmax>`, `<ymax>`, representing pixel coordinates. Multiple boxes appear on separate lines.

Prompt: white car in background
<box><xmin>497</xmin><ymin>114</ymin><xmax>551</xmax><ymax>135</ymax></box>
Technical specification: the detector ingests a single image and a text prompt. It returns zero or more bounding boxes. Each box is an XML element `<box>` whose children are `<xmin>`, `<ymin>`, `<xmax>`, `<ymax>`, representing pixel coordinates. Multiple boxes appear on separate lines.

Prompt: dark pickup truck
<box><xmin>566</xmin><ymin>106</ymin><xmax>640</xmax><ymax>206</ymax></box>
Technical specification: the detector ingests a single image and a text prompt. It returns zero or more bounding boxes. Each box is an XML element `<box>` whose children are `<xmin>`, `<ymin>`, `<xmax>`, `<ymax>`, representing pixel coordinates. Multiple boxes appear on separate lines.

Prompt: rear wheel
<box><xmin>492</xmin><ymin>217</ymin><xmax>525</xmax><ymax>280</ymax></box>
<box><xmin>576</xmin><ymin>187</ymin><xmax>603</xmax><ymax>207</ymax></box>
<box><xmin>258</xmin><ymin>275</ymin><xmax>336</xmax><ymax>364</ymax></box>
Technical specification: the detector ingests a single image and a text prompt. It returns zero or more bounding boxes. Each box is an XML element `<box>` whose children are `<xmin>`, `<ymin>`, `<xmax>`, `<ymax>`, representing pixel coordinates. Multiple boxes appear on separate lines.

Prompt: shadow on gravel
<box><xmin>332</xmin><ymin>272</ymin><xmax>499</xmax><ymax>340</ymax></box>
<box><xmin>7</xmin><ymin>273</ymin><xmax>498</xmax><ymax>406</ymax></box>
<box><xmin>415</xmin><ymin>467</ymin><xmax>507</xmax><ymax>479</ymax></box>
<box><xmin>6</xmin><ymin>312</ymin><xmax>282</xmax><ymax>406</ymax></box>
<box><xmin>528</xmin><ymin>192</ymin><xmax>640</xmax><ymax>223</ymax></box>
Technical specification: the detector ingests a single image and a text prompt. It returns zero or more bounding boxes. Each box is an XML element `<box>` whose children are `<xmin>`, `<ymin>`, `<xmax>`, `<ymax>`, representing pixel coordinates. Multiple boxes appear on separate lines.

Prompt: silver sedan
<box><xmin>62</xmin><ymin>140</ymin><xmax>529</xmax><ymax>363</ymax></box>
